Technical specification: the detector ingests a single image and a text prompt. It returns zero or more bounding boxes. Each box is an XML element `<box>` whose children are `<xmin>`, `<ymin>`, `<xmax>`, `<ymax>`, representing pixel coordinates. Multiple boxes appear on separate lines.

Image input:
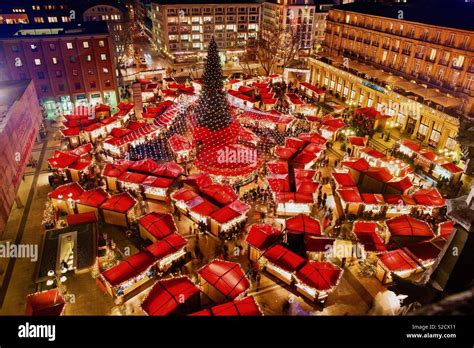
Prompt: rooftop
<box><xmin>0</xmin><ymin>80</ymin><xmax>31</xmax><ymax>132</ymax></box>
<box><xmin>332</xmin><ymin>2</ymin><xmax>474</xmax><ymax>31</ymax></box>
<box><xmin>0</xmin><ymin>21</ymin><xmax>110</xmax><ymax>39</ymax></box>
<box><xmin>152</xmin><ymin>0</ymin><xmax>260</xmax><ymax>5</ymax></box>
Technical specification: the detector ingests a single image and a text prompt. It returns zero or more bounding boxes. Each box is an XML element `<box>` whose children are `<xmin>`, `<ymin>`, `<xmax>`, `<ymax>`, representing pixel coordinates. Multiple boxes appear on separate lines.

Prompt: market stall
<box><xmin>189</xmin><ymin>296</ymin><xmax>263</xmax><ymax>316</ymax></box>
<box><xmin>198</xmin><ymin>259</ymin><xmax>249</xmax><ymax>304</ymax></box>
<box><xmin>385</xmin><ymin>215</ymin><xmax>434</xmax><ymax>247</ymax></box>
<box><xmin>25</xmin><ymin>289</ymin><xmax>66</xmax><ymax>316</ymax></box>
<box><xmin>138</xmin><ymin>212</ymin><xmax>177</xmax><ymax>243</ymax></box>
<box><xmin>100</xmin><ymin>192</ymin><xmax>138</xmax><ymax>227</ymax></box>
<box><xmin>352</xmin><ymin>221</ymin><xmax>387</xmax><ymax>255</ymax></box>
<box><xmin>245</xmin><ymin>224</ymin><xmax>283</xmax><ymax>265</ymax></box>
<box><xmin>209</xmin><ymin>200</ymin><xmax>250</xmax><ymax>236</ymax></box>
<box><xmin>293</xmin><ymin>261</ymin><xmax>343</xmax><ymax>303</ymax></box>
<box><xmin>48</xmin><ymin>183</ymin><xmax>85</xmax><ymax>215</ymax></box>
<box><xmin>76</xmin><ymin>188</ymin><xmax>110</xmax><ymax>218</ymax></box>
<box><xmin>140</xmin><ymin>276</ymin><xmax>201</xmax><ymax>316</ymax></box>
<box><xmin>262</xmin><ymin>245</ymin><xmax>305</xmax><ymax>285</ymax></box>
<box><xmin>145</xmin><ymin>233</ymin><xmax>188</xmax><ymax>272</ymax></box>
<box><xmin>299</xmin><ymin>82</ymin><xmax>325</xmax><ymax>102</ymax></box>
<box><xmin>285</xmin><ymin>214</ymin><xmax>321</xmax><ymax>253</ymax></box>
<box><xmin>168</xmin><ymin>133</ymin><xmax>194</xmax><ymax>164</ymax></box>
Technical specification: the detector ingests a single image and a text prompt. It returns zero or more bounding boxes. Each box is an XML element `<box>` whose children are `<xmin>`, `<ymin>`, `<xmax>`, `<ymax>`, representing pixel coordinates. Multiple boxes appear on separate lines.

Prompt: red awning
<box><xmin>275</xmin><ymin>192</ymin><xmax>313</xmax><ymax>204</ymax></box>
<box><xmin>360</xmin><ymin>147</ymin><xmax>386</xmax><ymax>159</ymax></box>
<box><xmin>386</xmin><ymin>215</ymin><xmax>433</xmax><ymax>238</ymax></box>
<box><xmin>100</xmin><ymin>192</ymin><xmax>136</xmax><ymax>213</ymax></box>
<box><xmin>294</xmin><ymin>261</ymin><xmax>342</xmax><ymax>291</ymax></box>
<box><xmin>138</xmin><ymin>212</ymin><xmax>177</xmax><ymax>240</ymax></box>
<box><xmin>267</xmin><ymin>176</ymin><xmax>290</xmax><ymax>192</ymax></box>
<box><xmin>361</xmin><ymin>193</ymin><xmax>385</xmax><ymax>205</ymax></box>
<box><xmin>128</xmin><ymin>158</ymin><xmax>160</xmax><ymax>175</ymax></box>
<box><xmin>353</xmin><ymin>221</ymin><xmax>386</xmax><ymax>252</ymax></box>
<box><xmin>377</xmin><ymin>249</ymin><xmax>419</xmax><ymax>271</ymax></box>
<box><xmin>264</xmin><ymin>245</ymin><xmax>305</xmax><ymax>273</ymax></box>
<box><xmin>141</xmin><ymin>277</ymin><xmax>200</xmax><ymax>316</ymax></box>
<box><xmin>198</xmin><ymin>260</ymin><xmax>249</xmax><ymax>300</ymax></box>
<box><xmin>337</xmin><ymin>187</ymin><xmax>363</xmax><ymax>203</ymax></box>
<box><xmin>77</xmin><ymin>189</ymin><xmax>109</xmax><ymax>207</ymax></box>
<box><xmin>118</xmin><ymin>171</ymin><xmax>148</xmax><ymax>184</ymax></box>
<box><xmin>48</xmin><ymin>182</ymin><xmax>84</xmax><ymax>200</ymax></box>
<box><xmin>200</xmin><ymin>184</ymin><xmax>238</xmax><ymax>206</ymax></box>
<box><xmin>146</xmin><ymin>233</ymin><xmax>187</xmax><ymax>260</ymax></box>
<box><xmin>171</xmin><ymin>188</ymin><xmax>199</xmax><ymax>203</ymax></box>
<box><xmin>404</xmin><ymin>242</ymin><xmax>440</xmax><ymax>261</ymax></box>
<box><xmin>388</xmin><ymin>176</ymin><xmax>413</xmax><ymax>192</ymax></box>
<box><xmin>441</xmin><ymin>162</ymin><xmax>463</xmax><ymax>174</ymax></box>
<box><xmin>188</xmin><ymin>197</ymin><xmax>219</xmax><ymax>216</ymax></box>
<box><xmin>342</xmin><ymin>158</ymin><xmax>370</xmax><ymax>172</ymax></box>
<box><xmin>412</xmin><ymin>188</ymin><xmax>445</xmax><ymax>206</ymax></box>
<box><xmin>142</xmin><ymin>176</ymin><xmax>174</xmax><ymax>188</ymax></box>
<box><xmin>348</xmin><ymin>136</ymin><xmax>367</xmax><ymax>147</ymax></box>
<box><xmin>202</xmin><ymin>296</ymin><xmax>262</xmax><ymax>316</ymax></box>
<box><xmin>354</xmin><ymin>107</ymin><xmax>383</xmax><ymax>120</ymax></box>
<box><xmin>400</xmin><ymin>139</ymin><xmax>421</xmax><ymax>152</ymax></box>
<box><xmin>25</xmin><ymin>289</ymin><xmax>65</xmax><ymax>316</ymax></box>
<box><xmin>66</xmin><ymin>212</ymin><xmax>97</xmax><ymax>226</ymax></box>
<box><xmin>304</xmin><ymin>236</ymin><xmax>335</xmax><ymax>253</ymax></box>
<box><xmin>102</xmin><ymin>162</ymin><xmax>131</xmax><ymax>177</ymax></box>
<box><xmin>332</xmin><ymin>172</ymin><xmax>356</xmax><ymax>187</ymax></box>
<box><xmin>152</xmin><ymin>162</ymin><xmax>184</xmax><ymax>178</ymax></box>
<box><xmin>286</xmin><ymin>214</ymin><xmax>321</xmax><ymax>236</ymax></box>
<box><xmin>438</xmin><ymin>220</ymin><xmax>454</xmax><ymax>238</ymax></box>
<box><xmin>211</xmin><ymin>200</ymin><xmax>250</xmax><ymax>224</ymax></box>
<box><xmin>246</xmin><ymin>224</ymin><xmax>282</xmax><ymax>251</ymax></box>
<box><xmin>101</xmin><ymin>250</ymin><xmax>155</xmax><ymax>287</ymax></box>
<box><xmin>48</xmin><ymin>152</ymin><xmax>80</xmax><ymax>170</ymax></box>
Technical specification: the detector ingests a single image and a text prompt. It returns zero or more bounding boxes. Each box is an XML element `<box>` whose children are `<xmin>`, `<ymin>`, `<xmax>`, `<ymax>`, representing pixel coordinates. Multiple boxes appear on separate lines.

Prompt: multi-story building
<box><xmin>0</xmin><ymin>0</ymin><xmax>74</xmax><ymax>25</ymax></box>
<box><xmin>308</xmin><ymin>2</ymin><xmax>474</xmax><ymax>154</ymax></box>
<box><xmin>0</xmin><ymin>22</ymin><xmax>119</xmax><ymax>114</ymax></box>
<box><xmin>262</xmin><ymin>0</ymin><xmax>335</xmax><ymax>56</ymax></box>
<box><xmin>151</xmin><ymin>0</ymin><xmax>261</xmax><ymax>64</ymax></box>
<box><xmin>0</xmin><ymin>80</ymin><xmax>42</xmax><ymax>234</ymax></box>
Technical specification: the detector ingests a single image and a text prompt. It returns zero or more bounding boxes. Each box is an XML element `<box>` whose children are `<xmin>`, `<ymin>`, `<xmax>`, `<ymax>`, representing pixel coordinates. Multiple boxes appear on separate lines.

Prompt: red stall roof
<box><xmin>207</xmin><ymin>296</ymin><xmax>262</xmax><ymax>316</ymax></box>
<box><xmin>267</xmin><ymin>161</ymin><xmax>289</xmax><ymax>174</ymax></box>
<box><xmin>386</xmin><ymin>215</ymin><xmax>433</xmax><ymax>238</ymax></box>
<box><xmin>332</xmin><ymin>172</ymin><xmax>356</xmax><ymax>187</ymax></box>
<box><xmin>441</xmin><ymin>162</ymin><xmax>463</xmax><ymax>174</ymax></box>
<box><xmin>286</xmin><ymin>214</ymin><xmax>321</xmax><ymax>236</ymax></box>
<box><xmin>355</xmin><ymin>107</ymin><xmax>383</xmax><ymax>120</ymax></box>
<box><xmin>246</xmin><ymin>224</ymin><xmax>282</xmax><ymax>251</ymax></box>
<box><xmin>304</xmin><ymin>236</ymin><xmax>335</xmax><ymax>252</ymax></box>
<box><xmin>405</xmin><ymin>242</ymin><xmax>441</xmax><ymax>261</ymax></box>
<box><xmin>171</xmin><ymin>188</ymin><xmax>199</xmax><ymax>203</ymax></box>
<box><xmin>118</xmin><ymin>171</ymin><xmax>148</xmax><ymax>184</ymax></box>
<box><xmin>142</xmin><ymin>176</ymin><xmax>174</xmax><ymax>188</ymax></box>
<box><xmin>377</xmin><ymin>249</ymin><xmax>419</xmax><ymax>271</ymax></box>
<box><xmin>152</xmin><ymin>162</ymin><xmax>184</xmax><ymax>178</ymax></box>
<box><xmin>348</xmin><ymin>136</ymin><xmax>367</xmax><ymax>147</ymax></box>
<box><xmin>267</xmin><ymin>176</ymin><xmax>291</xmax><ymax>192</ymax></box>
<box><xmin>264</xmin><ymin>245</ymin><xmax>305</xmax><ymax>273</ymax></box>
<box><xmin>66</xmin><ymin>212</ymin><xmax>97</xmax><ymax>226</ymax></box>
<box><xmin>100</xmin><ymin>192</ymin><xmax>136</xmax><ymax>213</ymax></box>
<box><xmin>361</xmin><ymin>193</ymin><xmax>385</xmax><ymax>205</ymax></box>
<box><xmin>360</xmin><ymin>147</ymin><xmax>386</xmax><ymax>159</ymax></box>
<box><xmin>102</xmin><ymin>162</ymin><xmax>131</xmax><ymax>177</ymax></box>
<box><xmin>353</xmin><ymin>221</ymin><xmax>386</xmax><ymax>252</ymax></box>
<box><xmin>383</xmin><ymin>194</ymin><xmax>416</xmax><ymax>206</ymax></box>
<box><xmin>101</xmin><ymin>250</ymin><xmax>155</xmax><ymax>287</ymax></box>
<box><xmin>141</xmin><ymin>277</ymin><xmax>200</xmax><ymax>316</ymax></box>
<box><xmin>438</xmin><ymin>220</ymin><xmax>454</xmax><ymax>238</ymax></box>
<box><xmin>48</xmin><ymin>182</ymin><xmax>84</xmax><ymax>200</ymax></box>
<box><xmin>298</xmin><ymin>132</ymin><xmax>327</xmax><ymax>145</ymax></box>
<box><xmin>128</xmin><ymin>158</ymin><xmax>160</xmax><ymax>175</ymax></box>
<box><xmin>198</xmin><ymin>260</ymin><xmax>249</xmax><ymax>300</ymax></box>
<box><xmin>337</xmin><ymin>187</ymin><xmax>363</xmax><ymax>203</ymax></box>
<box><xmin>275</xmin><ymin>192</ymin><xmax>313</xmax><ymax>204</ymax></box>
<box><xmin>400</xmin><ymin>139</ymin><xmax>421</xmax><ymax>152</ymax></box>
<box><xmin>412</xmin><ymin>188</ymin><xmax>445</xmax><ymax>206</ymax></box>
<box><xmin>25</xmin><ymin>289</ymin><xmax>65</xmax><ymax>316</ymax></box>
<box><xmin>201</xmin><ymin>184</ymin><xmax>238</xmax><ymax>206</ymax></box>
<box><xmin>300</xmin><ymin>82</ymin><xmax>324</xmax><ymax>95</ymax></box>
<box><xmin>138</xmin><ymin>212</ymin><xmax>177</xmax><ymax>240</ymax></box>
<box><xmin>364</xmin><ymin>167</ymin><xmax>393</xmax><ymax>183</ymax></box>
<box><xmin>188</xmin><ymin>197</ymin><xmax>219</xmax><ymax>216</ymax></box>
<box><xmin>211</xmin><ymin>200</ymin><xmax>250</xmax><ymax>224</ymax></box>
<box><xmin>342</xmin><ymin>158</ymin><xmax>370</xmax><ymax>172</ymax></box>
<box><xmin>146</xmin><ymin>233</ymin><xmax>187</xmax><ymax>260</ymax></box>
<box><xmin>388</xmin><ymin>176</ymin><xmax>413</xmax><ymax>193</ymax></box>
<box><xmin>48</xmin><ymin>152</ymin><xmax>79</xmax><ymax>170</ymax></box>
<box><xmin>295</xmin><ymin>261</ymin><xmax>342</xmax><ymax>291</ymax></box>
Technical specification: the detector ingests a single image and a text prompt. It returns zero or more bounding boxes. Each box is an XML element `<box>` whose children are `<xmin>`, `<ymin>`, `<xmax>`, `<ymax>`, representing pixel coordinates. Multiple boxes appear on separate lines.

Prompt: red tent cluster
<box><xmin>189</xmin><ymin>296</ymin><xmax>262</xmax><ymax>316</ymax></box>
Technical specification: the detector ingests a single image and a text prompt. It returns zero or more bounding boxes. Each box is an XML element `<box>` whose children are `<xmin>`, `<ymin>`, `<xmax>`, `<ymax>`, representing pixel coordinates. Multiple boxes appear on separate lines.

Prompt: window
<box><xmin>105</xmin><ymin>79</ymin><xmax>111</xmax><ymax>87</ymax></box>
<box><xmin>11</xmin><ymin>45</ymin><xmax>19</xmax><ymax>52</ymax></box>
<box><xmin>37</xmin><ymin>72</ymin><xmax>45</xmax><ymax>79</ymax></box>
<box><xmin>30</xmin><ymin>44</ymin><xmax>38</xmax><ymax>52</ymax></box>
<box><xmin>88</xmin><ymin>69</ymin><xmax>93</xmax><ymax>75</ymax></box>
<box><xmin>40</xmin><ymin>85</ymin><xmax>48</xmax><ymax>93</ymax></box>
<box><xmin>100</xmin><ymin>54</ymin><xmax>107</xmax><ymax>61</ymax></box>
<box><xmin>83</xmin><ymin>41</ymin><xmax>90</xmax><ymax>49</ymax></box>
<box><xmin>86</xmin><ymin>55</ymin><xmax>92</xmax><ymax>62</ymax></box>
<box><xmin>446</xmin><ymin>132</ymin><xmax>457</xmax><ymax>151</ymax></box>
<box><xmin>66</xmin><ymin>42</ymin><xmax>73</xmax><ymax>50</ymax></box>
<box><xmin>102</xmin><ymin>67</ymin><xmax>109</xmax><ymax>74</ymax></box>
<box><xmin>34</xmin><ymin>58</ymin><xmax>41</xmax><ymax>66</ymax></box>
<box><xmin>453</xmin><ymin>55</ymin><xmax>465</xmax><ymax>68</ymax></box>
<box><xmin>69</xmin><ymin>56</ymin><xmax>76</xmax><ymax>63</ymax></box>
<box><xmin>49</xmin><ymin>43</ymin><xmax>56</xmax><ymax>51</ymax></box>
<box><xmin>55</xmin><ymin>70</ymin><xmax>62</xmax><ymax>78</ymax></box>
<box><xmin>48</xmin><ymin>17</ymin><xmax>58</xmax><ymax>23</ymax></box>
<box><xmin>58</xmin><ymin>84</ymin><xmax>65</xmax><ymax>92</ymax></box>
<box><xmin>429</xmin><ymin>49</ymin><xmax>437</xmax><ymax>61</ymax></box>
<box><xmin>417</xmin><ymin>118</ymin><xmax>429</xmax><ymax>140</ymax></box>
<box><xmin>72</xmin><ymin>69</ymin><xmax>78</xmax><ymax>76</ymax></box>
<box><xmin>74</xmin><ymin>82</ymin><xmax>81</xmax><ymax>90</ymax></box>
<box><xmin>99</xmin><ymin>40</ymin><xmax>105</xmax><ymax>47</ymax></box>
<box><xmin>52</xmin><ymin>57</ymin><xmax>58</xmax><ymax>65</ymax></box>
<box><xmin>90</xmin><ymin>81</ymin><xmax>97</xmax><ymax>88</ymax></box>
<box><xmin>429</xmin><ymin>122</ymin><xmax>442</xmax><ymax>147</ymax></box>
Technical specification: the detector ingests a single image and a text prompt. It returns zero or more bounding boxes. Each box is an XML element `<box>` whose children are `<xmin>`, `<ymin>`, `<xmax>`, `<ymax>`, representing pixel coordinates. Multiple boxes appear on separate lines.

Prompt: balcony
<box><xmin>414</xmin><ymin>53</ymin><xmax>423</xmax><ymax>59</ymax></box>
<box><xmin>402</xmin><ymin>49</ymin><xmax>411</xmax><ymax>55</ymax></box>
<box><xmin>452</xmin><ymin>64</ymin><xmax>464</xmax><ymax>71</ymax></box>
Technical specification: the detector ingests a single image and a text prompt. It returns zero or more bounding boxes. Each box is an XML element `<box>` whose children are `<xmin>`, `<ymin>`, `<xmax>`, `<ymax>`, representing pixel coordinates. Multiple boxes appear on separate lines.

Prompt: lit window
<box><xmin>99</xmin><ymin>40</ymin><xmax>105</xmax><ymax>47</ymax></box>
<box><xmin>52</xmin><ymin>57</ymin><xmax>58</xmax><ymax>64</ymax></box>
<box><xmin>34</xmin><ymin>58</ymin><xmax>41</xmax><ymax>66</ymax></box>
<box><xmin>102</xmin><ymin>67</ymin><xmax>109</xmax><ymax>73</ymax></box>
<box><xmin>66</xmin><ymin>42</ymin><xmax>73</xmax><ymax>50</ymax></box>
<box><xmin>83</xmin><ymin>41</ymin><xmax>90</xmax><ymax>49</ymax></box>
<box><xmin>100</xmin><ymin>54</ymin><xmax>107</xmax><ymax>61</ymax></box>
<box><xmin>86</xmin><ymin>55</ymin><xmax>92</xmax><ymax>61</ymax></box>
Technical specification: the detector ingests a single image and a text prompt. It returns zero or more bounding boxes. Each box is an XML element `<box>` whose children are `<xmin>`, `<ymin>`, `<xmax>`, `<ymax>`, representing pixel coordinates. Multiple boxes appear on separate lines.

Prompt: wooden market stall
<box><xmin>99</xmin><ymin>192</ymin><xmax>138</xmax><ymax>227</ymax></box>
<box><xmin>138</xmin><ymin>212</ymin><xmax>177</xmax><ymax>243</ymax></box>
<box><xmin>262</xmin><ymin>245</ymin><xmax>305</xmax><ymax>285</ymax></box>
<box><xmin>48</xmin><ymin>182</ymin><xmax>85</xmax><ymax>215</ymax></box>
<box><xmin>245</xmin><ymin>224</ymin><xmax>283</xmax><ymax>265</ymax></box>
<box><xmin>188</xmin><ymin>296</ymin><xmax>263</xmax><ymax>316</ymax></box>
<box><xmin>76</xmin><ymin>188</ymin><xmax>110</xmax><ymax>218</ymax></box>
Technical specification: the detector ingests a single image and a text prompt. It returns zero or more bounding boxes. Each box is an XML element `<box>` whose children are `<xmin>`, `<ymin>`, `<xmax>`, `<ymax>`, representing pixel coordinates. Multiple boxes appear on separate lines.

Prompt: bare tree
<box><xmin>112</xmin><ymin>20</ymin><xmax>136</xmax><ymax>77</ymax></box>
<box><xmin>278</xmin><ymin>26</ymin><xmax>301</xmax><ymax>71</ymax></box>
<box><xmin>256</xmin><ymin>29</ymin><xmax>280</xmax><ymax>76</ymax></box>
<box><xmin>239</xmin><ymin>38</ymin><xmax>258</xmax><ymax>77</ymax></box>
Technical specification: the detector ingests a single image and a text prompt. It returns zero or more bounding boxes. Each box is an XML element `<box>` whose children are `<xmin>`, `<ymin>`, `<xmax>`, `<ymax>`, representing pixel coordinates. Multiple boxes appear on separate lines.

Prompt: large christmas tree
<box><xmin>195</xmin><ymin>37</ymin><xmax>233</xmax><ymax>131</ymax></box>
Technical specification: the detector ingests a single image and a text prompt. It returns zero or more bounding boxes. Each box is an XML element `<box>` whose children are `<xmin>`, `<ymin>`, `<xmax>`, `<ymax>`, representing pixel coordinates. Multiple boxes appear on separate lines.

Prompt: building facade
<box><xmin>0</xmin><ymin>0</ymin><xmax>74</xmax><ymax>25</ymax></box>
<box><xmin>151</xmin><ymin>0</ymin><xmax>261</xmax><ymax>64</ymax></box>
<box><xmin>308</xmin><ymin>2</ymin><xmax>474</xmax><ymax>155</ymax></box>
<box><xmin>0</xmin><ymin>80</ymin><xmax>42</xmax><ymax>234</ymax></box>
<box><xmin>262</xmin><ymin>0</ymin><xmax>335</xmax><ymax>56</ymax></box>
<box><xmin>0</xmin><ymin>22</ymin><xmax>118</xmax><ymax>114</ymax></box>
